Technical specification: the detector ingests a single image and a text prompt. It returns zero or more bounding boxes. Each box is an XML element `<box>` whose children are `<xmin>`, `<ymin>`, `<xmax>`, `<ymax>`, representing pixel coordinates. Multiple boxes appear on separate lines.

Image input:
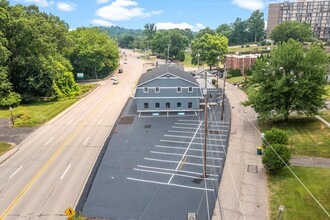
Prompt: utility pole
<box><xmin>220</xmin><ymin>64</ymin><xmax>227</xmax><ymax>120</ymax></box>
<box><xmin>167</xmin><ymin>44</ymin><xmax>170</xmax><ymax>64</ymax></box>
<box><xmin>197</xmin><ymin>52</ymin><xmax>200</xmax><ymax>70</ymax></box>
<box><xmin>216</xmin><ymin>55</ymin><xmax>220</xmax><ymax>89</ymax></box>
<box><xmin>203</xmin><ymin>70</ymin><xmax>208</xmax><ymax>178</ymax></box>
<box><xmin>9</xmin><ymin>107</ymin><xmax>14</xmax><ymax>125</ymax></box>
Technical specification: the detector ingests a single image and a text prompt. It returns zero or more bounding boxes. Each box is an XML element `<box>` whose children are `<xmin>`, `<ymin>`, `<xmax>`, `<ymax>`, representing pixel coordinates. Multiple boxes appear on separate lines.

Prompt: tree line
<box><xmin>0</xmin><ymin>0</ymin><xmax>119</xmax><ymax>107</ymax></box>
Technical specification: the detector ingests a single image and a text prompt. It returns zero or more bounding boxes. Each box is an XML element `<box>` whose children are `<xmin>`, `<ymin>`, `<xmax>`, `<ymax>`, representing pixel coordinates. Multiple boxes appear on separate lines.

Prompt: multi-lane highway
<box><xmin>0</xmin><ymin>50</ymin><xmax>144</xmax><ymax>219</ymax></box>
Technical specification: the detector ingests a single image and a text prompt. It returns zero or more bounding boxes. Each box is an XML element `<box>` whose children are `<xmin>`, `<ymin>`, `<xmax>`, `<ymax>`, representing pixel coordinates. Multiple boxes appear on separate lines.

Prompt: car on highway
<box><xmin>111</xmin><ymin>76</ymin><xmax>118</xmax><ymax>80</ymax></box>
<box><xmin>112</xmin><ymin>79</ymin><xmax>119</xmax><ymax>84</ymax></box>
<box><xmin>123</xmin><ymin>60</ymin><xmax>127</xmax><ymax>64</ymax></box>
<box><xmin>118</xmin><ymin>68</ymin><xmax>123</xmax><ymax>73</ymax></box>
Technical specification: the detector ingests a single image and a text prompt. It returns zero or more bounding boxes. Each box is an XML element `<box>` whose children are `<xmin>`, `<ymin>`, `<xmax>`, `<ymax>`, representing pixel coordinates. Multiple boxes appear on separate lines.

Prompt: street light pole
<box><xmin>203</xmin><ymin>70</ymin><xmax>208</xmax><ymax>178</ymax></box>
<box><xmin>197</xmin><ymin>52</ymin><xmax>200</xmax><ymax>70</ymax></box>
<box><xmin>221</xmin><ymin>64</ymin><xmax>227</xmax><ymax>120</ymax></box>
<box><xmin>217</xmin><ymin>55</ymin><xmax>220</xmax><ymax>89</ymax></box>
<box><xmin>167</xmin><ymin>44</ymin><xmax>170</xmax><ymax>64</ymax></box>
<box><xmin>9</xmin><ymin>107</ymin><xmax>14</xmax><ymax>125</ymax></box>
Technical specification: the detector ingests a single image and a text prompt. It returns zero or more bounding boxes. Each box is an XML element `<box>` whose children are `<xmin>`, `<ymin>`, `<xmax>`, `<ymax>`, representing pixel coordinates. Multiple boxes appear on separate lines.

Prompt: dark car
<box><xmin>118</xmin><ymin>68</ymin><xmax>123</xmax><ymax>73</ymax></box>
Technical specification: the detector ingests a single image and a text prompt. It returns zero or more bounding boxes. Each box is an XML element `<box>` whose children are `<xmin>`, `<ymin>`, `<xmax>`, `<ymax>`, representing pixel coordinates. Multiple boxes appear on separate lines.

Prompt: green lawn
<box><xmin>268</xmin><ymin>167</ymin><xmax>330</xmax><ymax>220</ymax></box>
<box><xmin>320</xmin><ymin>111</ymin><xmax>330</xmax><ymax>122</ymax></box>
<box><xmin>0</xmin><ymin>99</ymin><xmax>78</xmax><ymax>127</ymax></box>
<box><xmin>324</xmin><ymin>85</ymin><xmax>330</xmax><ymax>99</ymax></box>
<box><xmin>180</xmin><ymin>52</ymin><xmax>194</xmax><ymax>68</ymax></box>
<box><xmin>78</xmin><ymin>83</ymin><xmax>97</xmax><ymax>96</ymax></box>
<box><xmin>0</xmin><ymin>142</ymin><xmax>11</xmax><ymax>156</ymax></box>
<box><xmin>260</xmin><ymin>117</ymin><xmax>330</xmax><ymax>158</ymax></box>
<box><xmin>227</xmin><ymin>76</ymin><xmax>245</xmax><ymax>84</ymax></box>
<box><xmin>228</xmin><ymin>45</ymin><xmax>276</xmax><ymax>53</ymax></box>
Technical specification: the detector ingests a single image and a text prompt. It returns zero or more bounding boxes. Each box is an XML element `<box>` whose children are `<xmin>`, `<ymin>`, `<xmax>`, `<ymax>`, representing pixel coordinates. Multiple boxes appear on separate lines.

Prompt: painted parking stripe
<box><xmin>127</xmin><ymin>177</ymin><xmax>214</xmax><ymax>191</ymax></box>
<box><xmin>150</xmin><ymin>151</ymin><xmax>223</xmax><ymax>160</ymax></box>
<box><xmin>168</xmin><ymin>130</ymin><xmax>227</xmax><ymax>137</ymax></box>
<box><xmin>160</xmin><ymin>140</ymin><xmax>225</xmax><ymax>147</ymax></box>
<box><xmin>155</xmin><ymin>145</ymin><xmax>224</xmax><ymax>153</ymax></box>
<box><xmin>172</xmin><ymin>126</ymin><xmax>229</xmax><ymax>130</ymax></box>
<box><xmin>133</xmin><ymin>168</ymin><xmax>217</xmax><ymax>181</ymax></box>
<box><xmin>164</xmin><ymin>134</ymin><xmax>223</xmax><ymax>142</ymax></box>
<box><xmin>137</xmin><ymin>165</ymin><xmax>218</xmax><ymax>177</ymax></box>
<box><xmin>144</xmin><ymin>158</ymin><xmax>222</xmax><ymax>168</ymax></box>
<box><xmin>177</xmin><ymin>119</ymin><xmax>229</xmax><ymax>124</ymax></box>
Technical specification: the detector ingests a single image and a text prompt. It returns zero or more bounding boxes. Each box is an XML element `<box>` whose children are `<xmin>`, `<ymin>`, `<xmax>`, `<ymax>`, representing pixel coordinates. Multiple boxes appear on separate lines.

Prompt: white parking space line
<box><xmin>168</xmin><ymin>130</ymin><xmax>227</xmax><ymax>137</ymax></box>
<box><xmin>83</xmin><ymin>137</ymin><xmax>90</xmax><ymax>146</ymax></box>
<box><xmin>67</xmin><ymin>119</ymin><xmax>73</xmax><ymax>125</ymax></box>
<box><xmin>9</xmin><ymin>166</ymin><xmax>23</xmax><ymax>179</ymax></box>
<box><xmin>155</xmin><ymin>145</ymin><xmax>224</xmax><ymax>153</ymax></box>
<box><xmin>45</xmin><ymin>137</ymin><xmax>54</xmax><ymax>146</ymax></box>
<box><xmin>127</xmin><ymin>177</ymin><xmax>214</xmax><ymax>191</ymax></box>
<box><xmin>144</xmin><ymin>158</ymin><xmax>221</xmax><ymax>168</ymax></box>
<box><xmin>178</xmin><ymin>119</ymin><xmax>230</xmax><ymax>124</ymax></box>
<box><xmin>133</xmin><ymin>168</ymin><xmax>217</xmax><ymax>181</ymax></box>
<box><xmin>164</xmin><ymin>134</ymin><xmax>223</xmax><ymax>141</ymax></box>
<box><xmin>172</xmin><ymin>126</ymin><xmax>200</xmax><ymax>130</ymax></box>
<box><xmin>137</xmin><ymin>165</ymin><xmax>218</xmax><ymax>177</ymax></box>
<box><xmin>61</xmin><ymin>164</ymin><xmax>71</xmax><ymax>180</ymax></box>
<box><xmin>150</xmin><ymin>151</ymin><xmax>223</xmax><ymax>160</ymax></box>
<box><xmin>175</xmin><ymin>122</ymin><xmax>200</xmax><ymax>126</ymax></box>
<box><xmin>160</xmin><ymin>140</ymin><xmax>225</xmax><ymax>147</ymax></box>
<box><xmin>98</xmin><ymin>118</ymin><xmax>103</xmax><ymax>125</ymax></box>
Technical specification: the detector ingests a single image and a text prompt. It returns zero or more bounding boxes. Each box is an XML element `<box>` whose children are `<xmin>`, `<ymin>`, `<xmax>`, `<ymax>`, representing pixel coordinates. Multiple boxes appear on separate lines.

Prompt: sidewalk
<box><xmin>290</xmin><ymin>156</ymin><xmax>330</xmax><ymax>168</ymax></box>
<box><xmin>212</xmin><ymin>82</ymin><xmax>268</xmax><ymax>220</ymax></box>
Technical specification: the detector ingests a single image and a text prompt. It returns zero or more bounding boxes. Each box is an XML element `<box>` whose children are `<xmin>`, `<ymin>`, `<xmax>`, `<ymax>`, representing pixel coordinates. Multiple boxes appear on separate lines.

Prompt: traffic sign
<box><xmin>77</xmin><ymin>73</ymin><xmax>84</xmax><ymax>79</ymax></box>
<box><xmin>64</xmin><ymin>207</ymin><xmax>76</xmax><ymax>217</ymax></box>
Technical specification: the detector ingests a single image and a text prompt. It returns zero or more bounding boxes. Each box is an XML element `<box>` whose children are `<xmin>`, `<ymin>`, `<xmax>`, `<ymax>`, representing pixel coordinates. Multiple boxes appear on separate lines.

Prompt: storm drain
<box><xmin>119</xmin><ymin>116</ymin><xmax>134</xmax><ymax>124</ymax></box>
<box><xmin>247</xmin><ymin>165</ymin><xmax>258</xmax><ymax>173</ymax></box>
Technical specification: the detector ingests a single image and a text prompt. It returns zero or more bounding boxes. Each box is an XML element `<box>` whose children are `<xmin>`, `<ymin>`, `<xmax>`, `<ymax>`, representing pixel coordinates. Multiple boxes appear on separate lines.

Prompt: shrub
<box><xmin>262</xmin><ymin>128</ymin><xmax>289</xmax><ymax>148</ymax></box>
<box><xmin>262</xmin><ymin>144</ymin><xmax>291</xmax><ymax>174</ymax></box>
<box><xmin>228</xmin><ymin>69</ymin><xmax>242</xmax><ymax>77</ymax></box>
<box><xmin>245</xmin><ymin>44</ymin><xmax>250</xmax><ymax>47</ymax></box>
<box><xmin>226</xmin><ymin>74</ymin><xmax>232</xmax><ymax>79</ymax></box>
<box><xmin>177</xmin><ymin>50</ymin><xmax>185</xmax><ymax>61</ymax></box>
<box><xmin>212</xmin><ymin>79</ymin><xmax>216</xmax><ymax>85</ymax></box>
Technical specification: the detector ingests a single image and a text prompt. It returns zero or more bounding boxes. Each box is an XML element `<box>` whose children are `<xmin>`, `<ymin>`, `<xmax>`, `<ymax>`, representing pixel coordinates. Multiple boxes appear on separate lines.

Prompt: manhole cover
<box><xmin>144</xmin><ymin>124</ymin><xmax>151</xmax><ymax>128</ymax></box>
<box><xmin>247</xmin><ymin>165</ymin><xmax>258</xmax><ymax>173</ymax></box>
<box><xmin>119</xmin><ymin>116</ymin><xmax>134</xmax><ymax>124</ymax></box>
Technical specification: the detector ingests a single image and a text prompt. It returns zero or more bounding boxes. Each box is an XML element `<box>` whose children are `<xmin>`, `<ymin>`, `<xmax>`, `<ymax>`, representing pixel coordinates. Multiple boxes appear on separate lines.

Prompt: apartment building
<box><xmin>267</xmin><ymin>0</ymin><xmax>330</xmax><ymax>40</ymax></box>
<box><xmin>225</xmin><ymin>54</ymin><xmax>260</xmax><ymax>72</ymax></box>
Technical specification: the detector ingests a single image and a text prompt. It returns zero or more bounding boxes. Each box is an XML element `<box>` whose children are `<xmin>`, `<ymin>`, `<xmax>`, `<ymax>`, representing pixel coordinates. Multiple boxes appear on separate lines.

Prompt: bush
<box><xmin>177</xmin><ymin>50</ymin><xmax>185</xmax><ymax>62</ymax></box>
<box><xmin>262</xmin><ymin>128</ymin><xmax>289</xmax><ymax>148</ymax></box>
<box><xmin>245</xmin><ymin>44</ymin><xmax>250</xmax><ymax>47</ymax></box>
<box><xmin>212</xmin><ymin>79</ymin><xmax>216</xmax><ymax>85</ymax></box>
<box><xmin>228</xmin><ymin>69</ymin><xmax>242</xmax><ymax>77</ymax></box>
<box><xmin>262</xmin><ymin>144</ymin><xmax>291</xmax><ymax>174</ymax></box>
<box><xmin>226</xmin><ymin>74</ymin><xmax>232</xmax><ymax>79</ymax></box>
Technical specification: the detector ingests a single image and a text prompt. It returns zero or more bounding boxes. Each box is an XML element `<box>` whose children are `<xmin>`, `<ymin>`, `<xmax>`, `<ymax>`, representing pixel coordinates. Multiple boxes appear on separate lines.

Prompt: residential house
<box><xmin>134</xmin><ymin>65</ymin><xmax>203</xmax><ymax>114</ymax></box>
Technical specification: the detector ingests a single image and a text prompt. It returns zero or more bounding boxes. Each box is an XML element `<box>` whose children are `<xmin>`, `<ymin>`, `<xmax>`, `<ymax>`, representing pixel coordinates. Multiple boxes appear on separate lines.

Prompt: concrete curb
<box><xmin>0</xmin><ymin>145</ymin><xmax>18</xmax><ymax>164</ymax></box>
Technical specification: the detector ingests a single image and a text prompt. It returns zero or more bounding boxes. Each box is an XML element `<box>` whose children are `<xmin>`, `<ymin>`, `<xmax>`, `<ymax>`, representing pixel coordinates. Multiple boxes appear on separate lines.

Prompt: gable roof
<box><xmin>137</xmin><ymin>65</ymin><xmax>199</xmax><ymax>86</ymax></box>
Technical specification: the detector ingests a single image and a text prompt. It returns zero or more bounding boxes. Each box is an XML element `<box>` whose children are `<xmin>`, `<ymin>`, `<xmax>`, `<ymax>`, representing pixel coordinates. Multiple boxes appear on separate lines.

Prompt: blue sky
<box><xmin>9</xmin><ymin>0</ymin><xmax>281</xmax><ymax>31</ymax></box>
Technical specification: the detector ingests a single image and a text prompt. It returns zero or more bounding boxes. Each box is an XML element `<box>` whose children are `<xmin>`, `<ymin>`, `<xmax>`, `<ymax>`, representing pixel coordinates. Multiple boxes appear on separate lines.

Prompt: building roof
<box><xmin>225</xmin><ymin>54</ymin><xmax>260</xmax><ymax>59</ymax></box>
<box><xmin>137</xmin><ymin>64</ymin><xmax>199</xmax><ymax>86</ymax></box>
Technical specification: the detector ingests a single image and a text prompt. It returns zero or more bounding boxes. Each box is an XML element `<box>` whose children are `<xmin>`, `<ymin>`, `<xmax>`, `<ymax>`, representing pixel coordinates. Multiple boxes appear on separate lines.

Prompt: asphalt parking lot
<box><xmin>81</xmin><ymin>98</ymin><xmax>230</xmax><ymax>220</ymax></box>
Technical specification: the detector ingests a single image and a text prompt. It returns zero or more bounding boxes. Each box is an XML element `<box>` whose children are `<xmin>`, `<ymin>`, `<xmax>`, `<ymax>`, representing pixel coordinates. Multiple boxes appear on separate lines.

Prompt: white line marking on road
<box><xmin>137</xmin><ymin>165</ymin><xmax>218</xmax><ymax>177</ymax></box>
<box><xmin>98</xmin><ymin>118</ymin><xmax>103</xmax><ymax>125</ymax></box>
<box><xmin>178</xmin><ymin>119</ymin><xmax>229</xmax><ymax>124</ymax></box>
<box><xmin>160</xmin><ymin>140</ymin><xmax>225</xmax><ymax>146</ymax></box>
<box><xmin>144</xmin><ymin>158</ymin><xmax>221</xmax><ymax>168</ymax></box>
<box><xmin>168</xmin><ymin>174</ymin><xmax>174</xmax><ymax>184</ymax></box>
<box><xmin>45</xmin><ymin>137</ymin><xmax>54</xmax><ymax>146</ymax></box>
<box><xmin>164</xmin><ymin>134</ymin><xmax>222</xmax><ymax>141</ymax></box>
<box><xmin>155</xmin><ymin>145</ymin><xmax>224</xmax><ymax>153</ymax></box>
<box><xmin>150</xmin><ymin>151</ymin><xmax>223</xmax><ymax>160</ymax></box>
<box><xmin>172</xmin><ymin>126</ymin><xmax>229</xmax><ymax>130</ymax></box>
<box><xmin>61</xmin><ymin>164</ymin><xmax>71</xmax><ymax>180</ymax></box>
<box><xmin>9</xmin><ymin>166</ymin><xmax>23</xmax><ymax>179</ymax></box>
<box><xmin>127</xmin><ymin>177</ymin><xmax>214</xmax><ymax>191</ymax></box>
<box><xmin>67</xmin><ymin>119</ymin><xmax>73</xmax><ymax>125</ymax></box>
<box><xmin>83</xmin><ymin>137</ymin><xmax>90</xmax><ymax>146</ymax></box>
<box><xmin>168</xmin><ymin>130</ymin><xmax>226</xmax><ymax>136</ymax></box>
<box><xmin>107</xmin><ymin>106</ymin><xmax>112</xmax><ymax>111</ymax></box>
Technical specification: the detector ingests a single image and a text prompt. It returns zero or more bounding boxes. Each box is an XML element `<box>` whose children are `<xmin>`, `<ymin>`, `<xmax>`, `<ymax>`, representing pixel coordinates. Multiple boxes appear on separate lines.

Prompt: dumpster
<box><xmin>257</xmin><ymin>146</ymin><xmax>262</xmax><ymax>155</ymax></box>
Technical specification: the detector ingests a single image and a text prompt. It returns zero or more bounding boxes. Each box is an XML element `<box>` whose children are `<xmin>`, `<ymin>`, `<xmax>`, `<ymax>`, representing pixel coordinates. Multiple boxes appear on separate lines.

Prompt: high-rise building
<box><xmin>267</xmin><ymin>0</ymin><xmax>330</xmax><ymax>40</ymax></box>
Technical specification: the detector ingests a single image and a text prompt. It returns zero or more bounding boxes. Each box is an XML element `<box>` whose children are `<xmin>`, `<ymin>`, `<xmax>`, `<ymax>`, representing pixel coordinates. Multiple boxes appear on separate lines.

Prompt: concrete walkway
<box><xmin>212</xmin><ymin>82</ymin><xmax>268</xmax><ymax>220</ymax></box>
<box><xmin>315</xmin><ymin>115</ymin><xmax>330</xmax><ymax>128</ymax></box>
<box><xmin>290</xmin><ymin>156</ymin><xmax>330</xmax><ymax>168</ymax></box>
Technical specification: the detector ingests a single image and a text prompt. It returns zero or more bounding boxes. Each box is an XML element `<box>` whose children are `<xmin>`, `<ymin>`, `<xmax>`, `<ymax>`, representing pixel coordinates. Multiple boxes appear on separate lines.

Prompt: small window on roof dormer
<box><xmin>143</xmin><ymin>87</ymin><xmax>148</xmax><ymax>93</ymax></box>
<box><xmin>188</xmin><ymin>87</ymin><xmax>193</xmax><ymax>93</ymax></box>
<box><xmin>155</xmin><ymin>87</ymin><xmax>160</xmax><ymax>93</ymax></box>
<box><xmin>177</xmin><ymin>87</ymin><xmax>182</xmax><ymax>93</ymax></box>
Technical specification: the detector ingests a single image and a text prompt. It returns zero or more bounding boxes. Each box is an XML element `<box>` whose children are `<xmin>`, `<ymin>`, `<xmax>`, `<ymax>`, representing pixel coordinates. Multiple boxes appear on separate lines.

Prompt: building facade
<box><xmin>267</xmin><ymin>0</ymin><xmax>330</xmax><ymax>40</ymax></box>
<box><xmin>225</xmin><ymin>54</ymin><xmax>259</xmax><ymax>72</ymax></box>
<box><xmin>134</xmin><ymin>65</ymin><xmax>203</xmax><ymax>114</ymax></box>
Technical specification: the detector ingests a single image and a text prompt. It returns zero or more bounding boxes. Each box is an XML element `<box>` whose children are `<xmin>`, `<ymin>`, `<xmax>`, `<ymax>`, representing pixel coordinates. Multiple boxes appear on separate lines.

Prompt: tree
<box><xmin>144</xmin><ymin>23</ymin><xmax>156</xmax><ymax>50</ymax></box>
<box><xmin>195</xmin><ymin>27</ymin><xmax>215</xmax><ymax>39</ymax></box>
<box><xmin>262</xmin><ymin>128</ymin><xmax>289</xmax><ymax>148</ymax></box>
<box><xmin>262</xmin><ymin>144</ymin><xmax>291</xmax><ymax>174</ymax></box>
<box><xmin>231</xmin><ymin>18</ymin><xmax>248</xmax><ymax>44</ymax></box>
<box><xmin>270</xmin><ymin>21</ymin><xmax>313</xmax><ymax>43</ymax></box>
<box><xmin>244</xmin><ymin>39</ymin><xmax>328</xmax><ymax>121</ymax></box>
<box><xmin>247</xmin><ymin>10</ymin><xmax>265</xmax><ymax>42</ymax></box>
<box><xmin>215</xmin><ymin>24</ymin><xmax>233</xmax><ymax>42</ymax></box>
<box><xmin>191</xmin><ymin>33</ymin><xmax>228</xmax><ymax>69</ymax></box>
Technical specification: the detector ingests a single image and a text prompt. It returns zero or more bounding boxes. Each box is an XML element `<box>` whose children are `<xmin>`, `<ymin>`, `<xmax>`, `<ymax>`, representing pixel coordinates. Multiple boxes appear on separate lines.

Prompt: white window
<box><xmin>188</xmin><ymin>87</ymin><xmax>193</xmax><ymax>93</ymax></box>
<box><xmin>155</xmin><ymin>87</ymin><xmax>160</xmax><ymax>93</ymax></box>
<box><xmin>143</xmin><ymin>87</ymin><xmax>148</xmax><ymax>93</ymax></box>
<box><xmin>177</xmin><ymin>87</ymin><xmax>182</xmax><ymax>93</ymax></box>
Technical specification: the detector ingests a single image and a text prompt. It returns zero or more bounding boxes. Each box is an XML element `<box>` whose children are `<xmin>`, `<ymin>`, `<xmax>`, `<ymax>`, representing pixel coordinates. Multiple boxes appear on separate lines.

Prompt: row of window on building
<box><xmin>143</xmin><ymin>87</ymin><xmax>193</xmax><ymax>93</ymax></box>
<box><xmin>144</xmin><ymin>102</ymin><xmax>193</xmax><ymax>109</ymax></box>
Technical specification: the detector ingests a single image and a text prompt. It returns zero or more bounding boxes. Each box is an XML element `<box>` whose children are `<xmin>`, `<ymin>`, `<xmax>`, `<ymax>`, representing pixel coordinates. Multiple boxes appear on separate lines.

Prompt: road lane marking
<box><xmin>107</xmin><ymin>106</ymin><xmax>112</xmax><ymax>111</ymax></box>
<box><xmin>98</xmin><ymin>119</ymin><xmax>103</xmax><ymax>125</ymax></box>
<box><xmin>83</xmin><ymin>137</ymin><xmax>90</xmax><ymax>146</ymax></box>
<box><xmin>61</xmin><ymin>164</ymin><xmax>71</xmax><ymax>180</ymax></box>
<box><xmin>9</xmin><ymin>166</ymin><xmax>23</xmax><ymax>179</ymax></box>
<box><xmin>45</xmin><ymin>137</ymin><xmax>54</xmax><ymax>146</ymax></box>
<box><xmin>67</xmin><ymin>119</ymin><xmax>73</xmax><ymax>125</ymax></box>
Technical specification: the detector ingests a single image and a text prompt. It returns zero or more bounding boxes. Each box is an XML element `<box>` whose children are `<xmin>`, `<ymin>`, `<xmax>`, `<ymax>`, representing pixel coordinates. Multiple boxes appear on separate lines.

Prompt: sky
<box><xmin>8</xmin><ymin>0</ymin><xmax>283</xmax><ymax>31</ymax></box>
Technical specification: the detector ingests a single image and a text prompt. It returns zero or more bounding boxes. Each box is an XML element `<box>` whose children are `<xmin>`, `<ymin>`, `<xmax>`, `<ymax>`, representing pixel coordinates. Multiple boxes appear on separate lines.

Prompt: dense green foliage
<box><xmin>262</xmin><ymin>128</ymin><xmax>289</xmax><ymax>148</ymax></box>
<box><xmin>244</xmin><ymin>39</ymin><xmax>328</xmax><ymax>121</ymax></box>
<box><xmin>191</xmin><ymin>33</ymin><xmax>228</xmax><ymax>69</ymax></box>
<box><xmin>262</xmin><ymin>144</ymin><xmax>291</xmax><ymax>174</ymax></box>
<box><xmin>68</xmin><ymin>27</ymin><xmax>119</xmax><ymax>79</ymax></box>
<box><xmin>270</xmin><ymin>21</ymin><xmax>313</xmax><ymax>43</ymax></box>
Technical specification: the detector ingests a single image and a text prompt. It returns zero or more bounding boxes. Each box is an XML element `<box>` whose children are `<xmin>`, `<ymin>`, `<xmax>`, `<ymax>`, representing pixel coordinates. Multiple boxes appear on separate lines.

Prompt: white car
<box><xmin>111</xmin><ymin>76</ymin><xmax>118</xmax><ymax>81</ymax></box>
<box><xmin>112</xmin><ymin>79</ymin><xmax>119</xmax><ymax>84</ymax></box>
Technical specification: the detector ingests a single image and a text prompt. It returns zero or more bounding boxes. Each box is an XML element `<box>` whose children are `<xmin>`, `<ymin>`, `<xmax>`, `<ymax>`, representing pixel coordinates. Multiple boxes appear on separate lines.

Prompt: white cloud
<box><xmin>96</xmin><ymin>0</ymin><xmax>162</xmax><ymax>21</ymax></box>
<box><xmin>57</xmin><ymin>2</ymin><xmax>76</xmax><ymax>12</ymax></box>
<box><xmin>97</xmin><ymin>0</ymin><xmax>110</xmax><ymax>4</ymax></box>
<box><xmin>22</xmin><ymin>0</ymin><xmax>54</xmax><ymax>7</ymax></box>
<box><xmin>156</xmin><ymin>22</ymin><xmax>205</xmax><ymax>32</ymax></box>
<box><xmin>90</xmin><ymin>19</ymin><xmax>114</xmax><ymax>27</ymax></box>
<box><xmin>232</xmin><ymin>0</ymin><xmax>264</xmax><ymax>10</ymax></box>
